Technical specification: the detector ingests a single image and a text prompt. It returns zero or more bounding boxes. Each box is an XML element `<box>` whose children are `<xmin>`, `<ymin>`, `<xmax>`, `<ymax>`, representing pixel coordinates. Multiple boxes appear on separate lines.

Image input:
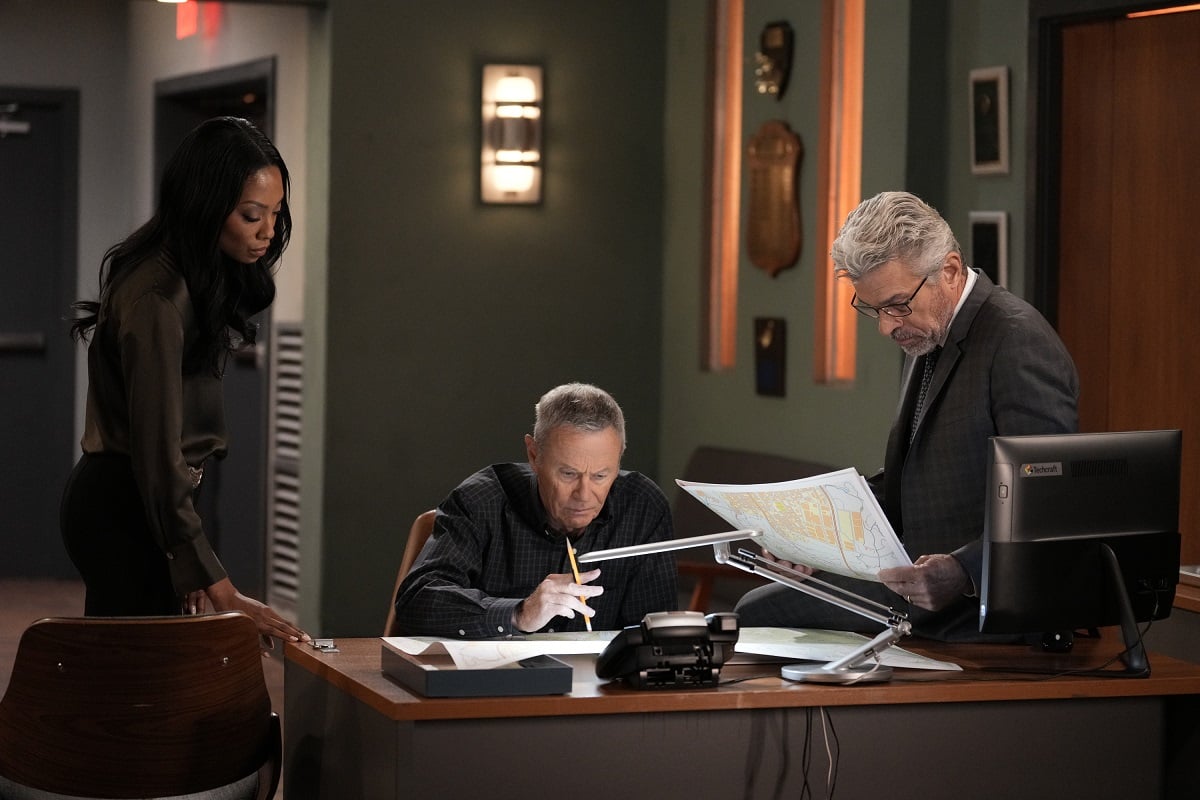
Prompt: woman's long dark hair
<box><xmin>71</xmin><ymin>116</ymin><xmax>292</xmax><ymax>375</ymax></box>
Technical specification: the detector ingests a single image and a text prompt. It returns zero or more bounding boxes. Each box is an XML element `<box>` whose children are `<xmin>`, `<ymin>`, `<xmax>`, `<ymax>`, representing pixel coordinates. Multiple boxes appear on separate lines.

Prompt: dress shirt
<box><xmin>392</xmin><ymin>462</ymin><xmax>678</xmax><ymax>638</ymax></box>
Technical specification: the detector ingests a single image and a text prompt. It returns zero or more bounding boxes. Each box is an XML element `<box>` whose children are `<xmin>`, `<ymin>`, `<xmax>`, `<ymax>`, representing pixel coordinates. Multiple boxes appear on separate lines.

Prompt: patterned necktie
<box><xmin>910</xmin><ymin>347</ymin><xmax>940</xmax><ymax>444</ymax></box>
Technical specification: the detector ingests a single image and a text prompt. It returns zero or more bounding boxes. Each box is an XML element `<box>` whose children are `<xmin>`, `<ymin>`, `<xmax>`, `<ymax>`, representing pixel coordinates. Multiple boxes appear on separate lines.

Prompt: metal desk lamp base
<box><xmin>781</xmin><ymin>663</ymin><xmax>894</xmax><ymax>684</ymax></box>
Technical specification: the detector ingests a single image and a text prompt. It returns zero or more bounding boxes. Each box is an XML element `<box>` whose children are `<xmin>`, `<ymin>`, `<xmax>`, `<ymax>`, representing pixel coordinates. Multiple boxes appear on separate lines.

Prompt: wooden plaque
<box><xmin>745</xmin><ymin>120</ymin><xmax>803</xmax><ymax>276</ymax></box>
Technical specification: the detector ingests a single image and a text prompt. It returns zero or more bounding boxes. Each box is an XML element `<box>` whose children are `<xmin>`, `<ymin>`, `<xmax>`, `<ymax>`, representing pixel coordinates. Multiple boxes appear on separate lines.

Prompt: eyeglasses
<box><xmin>850</xmin><ymin>276</ymin><xmax>928</xmax><ymax>319</ymax></box>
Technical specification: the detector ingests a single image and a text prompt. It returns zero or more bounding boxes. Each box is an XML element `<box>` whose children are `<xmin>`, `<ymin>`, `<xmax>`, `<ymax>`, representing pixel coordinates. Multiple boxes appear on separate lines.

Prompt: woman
<box><xmin>63</xmin><ymin>116</ymin><xmax>308</xmax><ymax>643</ymax></box>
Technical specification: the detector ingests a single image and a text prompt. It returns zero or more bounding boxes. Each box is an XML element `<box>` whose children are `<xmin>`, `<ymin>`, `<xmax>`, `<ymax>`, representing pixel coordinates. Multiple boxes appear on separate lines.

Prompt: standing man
<box><xmin>735</xmin><ymin>191</ymin><xmax>1079</xmax><ymax>641</ymax></box>
<box><xmin>392</xmin><ymin>383</ymin><xmax>677</xmax><ymax>637</ymax></box>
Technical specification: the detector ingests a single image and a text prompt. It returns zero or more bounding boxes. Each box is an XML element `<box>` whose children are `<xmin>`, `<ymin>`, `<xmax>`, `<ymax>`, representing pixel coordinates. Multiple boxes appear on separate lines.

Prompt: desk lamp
<box><xmin>580</xmin><ymin>529</ymin><xmax>912</xmax><ymax>685</ymax></box>
<box><xmin>711</xmin><ymin>540</ymin><xmax>911</xmax><ymax>684</ymax></box>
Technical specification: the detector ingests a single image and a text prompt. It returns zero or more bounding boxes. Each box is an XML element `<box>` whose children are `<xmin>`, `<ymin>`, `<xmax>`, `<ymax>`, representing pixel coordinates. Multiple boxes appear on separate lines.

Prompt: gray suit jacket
<box><xmin>877</xmin><ymin>270</ymin><xmax>1079</xmax><ymax>640</ymax></box>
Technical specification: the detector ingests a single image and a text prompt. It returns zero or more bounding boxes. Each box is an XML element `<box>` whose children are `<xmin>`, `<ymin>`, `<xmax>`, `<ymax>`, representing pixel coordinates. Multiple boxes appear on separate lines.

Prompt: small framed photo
<box><xmin>968</xmin><ymin>211</ymin><xmax>1007</xmax><ymax>288</ymax></box>
<box><xmin>969</xmin><ymin>66</ymin><xmax>1009</xmax><ymax>175</ymax></box>
<box><xmin>753</xmin><ymin>317</ymin><xmax>786</xmax><ymax>397</ymax></box>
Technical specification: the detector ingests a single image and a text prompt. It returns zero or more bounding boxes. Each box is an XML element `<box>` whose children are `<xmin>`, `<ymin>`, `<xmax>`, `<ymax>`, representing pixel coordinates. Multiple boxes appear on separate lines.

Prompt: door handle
<box><xmin>0</xmin><ymin>332</ymin><xmax>47</xmax><ymax>353</ymax></box>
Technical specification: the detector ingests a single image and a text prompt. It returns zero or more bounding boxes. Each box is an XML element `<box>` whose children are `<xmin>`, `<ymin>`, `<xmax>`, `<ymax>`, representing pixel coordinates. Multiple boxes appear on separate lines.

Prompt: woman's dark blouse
<box><xmin>79</xmin><ymin>252</ymin><xmax>227</xmax><ymax>595</ymax></box>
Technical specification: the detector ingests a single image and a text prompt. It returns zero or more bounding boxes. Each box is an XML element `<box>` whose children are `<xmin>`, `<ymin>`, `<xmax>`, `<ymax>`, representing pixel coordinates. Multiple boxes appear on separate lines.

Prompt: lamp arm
<box><xmin>714</xmin><ymin>543</ymin><xmax>911</xmax><ymax>633</ymax></box>
<box><xmin>823</xmin><ymin>624</ymin><xmax>909</xmax><ymax>672</ymax></box>
<box><xmin>714</xmin><ymin>542</ymin><xmax>912</xmax><ymax>682</ymax></box>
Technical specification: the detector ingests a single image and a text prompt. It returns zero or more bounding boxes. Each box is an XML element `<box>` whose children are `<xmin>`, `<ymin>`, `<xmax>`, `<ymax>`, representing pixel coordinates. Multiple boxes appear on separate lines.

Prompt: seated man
<box><xmin>392</xmin><ymin>382</ymin><xmax>677</xmax><ymax>637</ymax></box>
<box><xmin>735</xmin><ymin>191</ymin><xmax>1079</xmax><ymax>641</ymax></box>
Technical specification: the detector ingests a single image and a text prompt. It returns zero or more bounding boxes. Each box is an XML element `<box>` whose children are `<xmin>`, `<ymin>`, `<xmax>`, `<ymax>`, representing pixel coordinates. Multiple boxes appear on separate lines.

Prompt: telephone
<box><xmin>595</xmin><ymin>611</ymin><xmax>739</xmax><ymax>689</ymax></box>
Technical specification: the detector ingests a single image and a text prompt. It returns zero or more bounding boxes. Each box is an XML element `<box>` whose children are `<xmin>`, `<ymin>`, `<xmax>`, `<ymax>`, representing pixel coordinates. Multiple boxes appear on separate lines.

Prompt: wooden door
<box><xmin>1056</xmin><ymin>10</ymin><xmax>1200</xmax><ymax>563</ymax></box>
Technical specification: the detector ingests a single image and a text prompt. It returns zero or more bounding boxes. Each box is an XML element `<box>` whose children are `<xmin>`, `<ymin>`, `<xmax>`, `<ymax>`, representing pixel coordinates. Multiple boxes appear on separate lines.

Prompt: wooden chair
<box><xmin>0</xmin><ymin>612</ymin><xmax>280</xmax><ymax>800</ymax></box>
<box><xmin>383</xmin><ymin>509</ymin><xmax>438</xmax><ymax>636</ymax></box>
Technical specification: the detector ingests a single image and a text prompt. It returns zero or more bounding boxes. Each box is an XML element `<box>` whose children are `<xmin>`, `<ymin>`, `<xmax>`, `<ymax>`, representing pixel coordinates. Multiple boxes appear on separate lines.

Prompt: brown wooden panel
<box><xmin>1059</xmin><ymin>12</ymin><xmax>1200</xmax><ymax>564</ymax></box>
<box><xmin>1109</xmin><ymin>12</ymin><xmax>1200</xmax><ymax>564</ymax></box>
<box><xmin>1058</xmin><ymin>21</ymin><xmax>1114</xmax><ymax>434</ymax></box>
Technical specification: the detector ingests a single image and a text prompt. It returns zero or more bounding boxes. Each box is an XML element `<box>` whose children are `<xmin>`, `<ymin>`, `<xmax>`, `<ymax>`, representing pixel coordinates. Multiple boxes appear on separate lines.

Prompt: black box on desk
<box><xmin>381</xmin><ymin>640</ymin><xmax>573</xmax><ymax>697</ymax></box>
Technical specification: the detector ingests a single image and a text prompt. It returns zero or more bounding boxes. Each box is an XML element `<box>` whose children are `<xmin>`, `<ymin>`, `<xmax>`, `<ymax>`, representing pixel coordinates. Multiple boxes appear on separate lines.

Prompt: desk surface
<box><xmin>285</xmin><ymin>632</ymin><xmax>1200</xmax><ymax>723</ymax></box>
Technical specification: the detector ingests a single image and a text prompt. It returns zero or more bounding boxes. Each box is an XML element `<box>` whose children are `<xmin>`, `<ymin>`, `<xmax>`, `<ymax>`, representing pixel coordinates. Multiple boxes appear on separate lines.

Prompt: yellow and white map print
<box><xmin>676</xmin><ymin>468</ymin><xmax>911</xmax><ymax>581</ymax></box>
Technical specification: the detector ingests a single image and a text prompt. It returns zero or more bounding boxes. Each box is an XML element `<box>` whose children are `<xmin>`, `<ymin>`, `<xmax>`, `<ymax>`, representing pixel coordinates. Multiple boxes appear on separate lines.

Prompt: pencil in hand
<box><xmin>566</xmin><ymin>539</ymin><xmax>593</xmax><ymax>632</ymax></box>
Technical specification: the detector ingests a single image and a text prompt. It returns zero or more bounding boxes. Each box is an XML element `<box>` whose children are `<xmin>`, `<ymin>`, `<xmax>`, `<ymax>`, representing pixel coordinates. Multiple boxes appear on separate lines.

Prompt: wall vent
<box><xmin>267</xmin><ymin>323</ymin><xmax>303</xmax><ymax>616</ymax></box>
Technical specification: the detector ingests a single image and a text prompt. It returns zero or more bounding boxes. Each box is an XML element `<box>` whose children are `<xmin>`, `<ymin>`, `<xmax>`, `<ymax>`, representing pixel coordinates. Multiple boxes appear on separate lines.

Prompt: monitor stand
<box><xmin>996</xmin><ymin>544</ymin><xmax>1152</xmax><ymax>679</ymax></box>
<box><xmin>1078</xmin><ymin>544</ymin><xmax>1150</xmax><ymax>678</ymax></box>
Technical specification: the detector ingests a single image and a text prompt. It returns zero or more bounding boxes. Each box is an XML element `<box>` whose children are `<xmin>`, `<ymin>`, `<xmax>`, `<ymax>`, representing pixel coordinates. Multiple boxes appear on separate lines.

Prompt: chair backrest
<box><xmin>0</xmin><ymin>612</ymin><xmax>280</xmax><ymax>799</ymax></box>
<box><xmin>383</xmin><ymin>509</ymin><xmax>438</xmax><ymax>637</ymax></box>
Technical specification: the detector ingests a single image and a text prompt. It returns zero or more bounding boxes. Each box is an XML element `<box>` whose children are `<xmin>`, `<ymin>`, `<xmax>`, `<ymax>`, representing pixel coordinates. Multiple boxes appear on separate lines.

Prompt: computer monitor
<box><xmin>979</xmin><ymin>429</ymin><xmax>1182</xmax><ymax>676</ymax></box>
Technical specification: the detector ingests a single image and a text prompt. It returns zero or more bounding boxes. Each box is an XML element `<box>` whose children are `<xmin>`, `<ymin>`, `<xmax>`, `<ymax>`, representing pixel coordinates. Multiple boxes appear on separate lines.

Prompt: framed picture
<box><xmin>968</xmin><ymin>211</ymin><xmax>1007</xmax><ymax>288</ymax></box>
<box><xmin>969</xmin><ymin>66</ymin><xmax>1009</xmax><ymax>175</ymax></box>
<box><xmin>753</xmin><ymin>317</ymin><xmax>786</xmax><ymax>397</ymax></box>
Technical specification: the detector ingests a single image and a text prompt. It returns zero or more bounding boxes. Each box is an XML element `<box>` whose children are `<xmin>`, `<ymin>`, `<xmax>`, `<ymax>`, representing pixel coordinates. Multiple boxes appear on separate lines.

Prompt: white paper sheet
<box><xmin>735</xmin><ymin>627</ymin><xmax>960</xmax><ymax>671</ymax></box>
<box><xmin>383</xmin><ymin>631</ymin><xmax>617</xmax><ymax>670</ymax></box>
<box><xmin>383</xmin><ymin>626</ymin><xmax>958</xmax><ymax>672</ymax></box>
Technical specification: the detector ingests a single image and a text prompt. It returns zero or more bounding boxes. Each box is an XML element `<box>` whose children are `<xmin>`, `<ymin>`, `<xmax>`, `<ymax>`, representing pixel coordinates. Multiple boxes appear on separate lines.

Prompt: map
<box><xmin>676</xmin><ymin>468</ymin><xmax>911</xmax><ymax>581</ymax></box>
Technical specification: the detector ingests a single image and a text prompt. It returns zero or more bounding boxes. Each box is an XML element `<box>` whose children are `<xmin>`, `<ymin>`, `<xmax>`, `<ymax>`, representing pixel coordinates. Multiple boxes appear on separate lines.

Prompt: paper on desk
<box><xmin>677</xmin><ymin>469</ymin><xmax>911</xmax><ymax>581</ymax></box>
<box><xmin>383</xmin><ymin>631</ymin><xmax>618</xmax><ymax>670</ymax></box>
<box><xmin>385</xmin><ymin>627</ymin><xmax>958</xmax><ymax>672</ymax></box>
<box><xmin>735</xmin><ymin>627</ymin><xmax>960</xmax><ymax>671</ymax></box>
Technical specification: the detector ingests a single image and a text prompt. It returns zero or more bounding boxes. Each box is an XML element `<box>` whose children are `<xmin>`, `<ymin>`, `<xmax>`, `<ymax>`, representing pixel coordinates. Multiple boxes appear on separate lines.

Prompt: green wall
<box><xmin>312</xmin><ymin>1</ymin><xmax>669</xmax><ymax>635</ymax></box>
<box><xmin>658</xmin><ymin>0</ymin><xmax>911</xmax><ymax>501</ymax></box>
<box><xmin>657</xmin><ymin>0</ymin><xmax>1031</xmax><ymax>518</ymax></box>
<box><xmin>305</xmin><ymin>0</ymin><xmax>1033</xmax><ymax>635</ymax></box>
<box><xmin>940</xmin><ymin>0</ymin><xmax>1032</xmax><ymax>297</ymax></box>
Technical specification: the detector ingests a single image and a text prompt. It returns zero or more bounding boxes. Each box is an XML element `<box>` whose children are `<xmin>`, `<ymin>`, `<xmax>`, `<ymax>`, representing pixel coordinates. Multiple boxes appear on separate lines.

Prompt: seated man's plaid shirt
<box><xmin>392</xmin><ymin>462</ymin><xmax>678</xmax><ymax>638</ymax></box>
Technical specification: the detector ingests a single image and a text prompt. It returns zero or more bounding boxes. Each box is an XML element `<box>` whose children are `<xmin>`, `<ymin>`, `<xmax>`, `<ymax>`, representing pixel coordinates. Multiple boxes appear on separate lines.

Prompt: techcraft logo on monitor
<box><xmin>1021</xmin><ymin>462</ymin><xmax>1063</xmax><ymax>477</ymax></box>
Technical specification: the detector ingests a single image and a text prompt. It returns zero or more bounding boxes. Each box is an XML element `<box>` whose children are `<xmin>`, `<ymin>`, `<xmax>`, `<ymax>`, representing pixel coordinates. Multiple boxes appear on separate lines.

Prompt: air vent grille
<box><xmin>1070</xmin><ymin>458</ymin><xmax>1129</xmax><ymax>478</ymax></box>
<box><xmin>267</xmin><ymin>324</ymin><xmax>303</xmax><ymax>613</ymax></box>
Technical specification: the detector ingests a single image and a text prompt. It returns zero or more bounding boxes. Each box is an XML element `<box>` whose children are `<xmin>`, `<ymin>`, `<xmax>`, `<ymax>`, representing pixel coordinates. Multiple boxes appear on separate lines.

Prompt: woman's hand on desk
<box><xmin>205</xmin><ymin>577</ymin><xmax>311</xmax><ymax>644</ymax></box>
<box><xmin>513</xmin><ymin>570</ymin><xmax>603</xmax><ymax>632</ymax></box>
<box><xmin>879</xmin><ymin>554</ymin><xmax>970</xmax><ymax>611</ymax></box>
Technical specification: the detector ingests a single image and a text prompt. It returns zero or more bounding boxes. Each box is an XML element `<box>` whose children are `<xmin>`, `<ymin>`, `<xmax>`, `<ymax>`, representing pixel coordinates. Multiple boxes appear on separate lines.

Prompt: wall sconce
<box><xmin>481</xmin><ymin>64</ymin><xmax>543</xmax><ymax>204</ymax></box>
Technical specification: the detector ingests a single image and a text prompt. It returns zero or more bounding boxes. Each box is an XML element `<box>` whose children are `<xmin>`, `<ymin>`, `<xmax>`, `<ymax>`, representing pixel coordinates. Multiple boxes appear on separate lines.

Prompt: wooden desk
<box><xmin>284</xmin><ymin>635</ymin><xmax>1200</xmax><ymax>800</ymax></box>
<box><xmin>1176</xmin><ymin>570</ymin><xmax>1200</xmax><ymax>613</ymax></box>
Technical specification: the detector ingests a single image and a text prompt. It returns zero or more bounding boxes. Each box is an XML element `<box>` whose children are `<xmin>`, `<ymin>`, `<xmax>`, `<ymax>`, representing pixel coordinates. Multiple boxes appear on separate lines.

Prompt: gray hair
<box><xmin>532</xmin><ymin>383</ymin><xmax>626</xmax><ymax>452</ymax></box>
<box><xmin>830</xmin><ymin>191</ymin><xmax>961</xmax><ymax>282</ymax></box>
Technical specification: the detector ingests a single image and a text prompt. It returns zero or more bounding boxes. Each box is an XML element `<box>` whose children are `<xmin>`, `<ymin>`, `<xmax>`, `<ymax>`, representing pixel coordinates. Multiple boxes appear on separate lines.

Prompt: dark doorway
<box><xmin>154</xmin><ymin>58</ymin><xmax>276</xmax><ymax>597</ymax></box>
<box><xmin>0</xmin><ymin>89</ymin><xmax>80</xmax><ymax>578</ymax></box>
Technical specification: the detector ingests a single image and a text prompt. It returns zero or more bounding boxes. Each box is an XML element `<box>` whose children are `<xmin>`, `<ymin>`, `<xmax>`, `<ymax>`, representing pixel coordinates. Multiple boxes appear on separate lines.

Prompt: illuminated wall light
<box><xmin>1127</xmin><ymin>3</ymin><xmax>1200</xmax><ymax>17</ymax></box>
<box><xmin>481</xmin><ymin>64</ymin><xmax>543</xmax><ymax>204</ymax></box>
